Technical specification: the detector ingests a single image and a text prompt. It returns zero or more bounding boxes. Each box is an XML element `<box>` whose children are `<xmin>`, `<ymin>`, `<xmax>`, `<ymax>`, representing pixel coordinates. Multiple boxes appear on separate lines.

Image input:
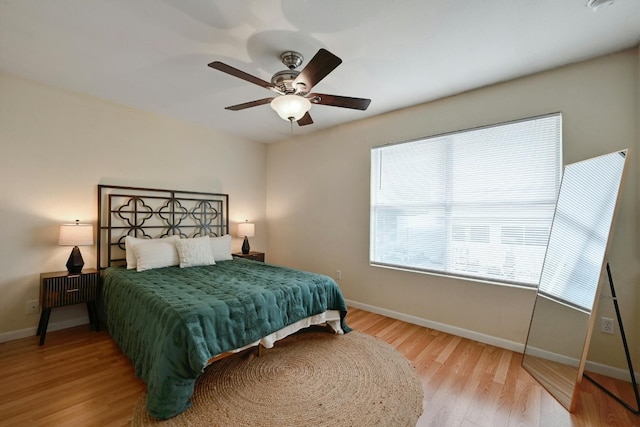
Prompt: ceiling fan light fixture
<box><xmin>270</xmin><ymin>95</ymin><xmax>311</xmax><ymax>122</ymax></box>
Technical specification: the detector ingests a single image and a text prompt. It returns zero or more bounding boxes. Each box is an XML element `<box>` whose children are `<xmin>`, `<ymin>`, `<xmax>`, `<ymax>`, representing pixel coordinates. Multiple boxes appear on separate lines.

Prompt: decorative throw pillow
<box><xmin>175</xmin><ymin>236</ymin><xmax>216</xmax><ymax>268</ymax></box>
<box><xmin>131</xmin><ymin>236</ymin><xmax>180</xmax><ymax>272</ymax></box>
<box><xmin>125</xmin><ymin>235</ymin><xmax>180</xmax><ymax>269</ymax></box>
<box><xmin>210</xmin><ymin>234</ymin><xmax>233</xmax><ymax>261</ymax></box>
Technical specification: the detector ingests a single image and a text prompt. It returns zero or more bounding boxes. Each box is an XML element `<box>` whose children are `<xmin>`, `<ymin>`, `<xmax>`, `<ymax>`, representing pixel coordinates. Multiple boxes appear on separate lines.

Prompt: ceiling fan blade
<box><xmin>208</xmin><ymin>61</ymin><xmax>275</xmax><ymax>90</ymax></box>
<box><xmin>308</xmin><ymin>93</ymin><xmax>371</xmax><ymax>110</ymax></box>
<box><xmin>293</xmin><ymin>49</ymin><xmax>342</xmax><ymax>93</ymax></box>
<box><xmin>225</xmin><ymin>97</ymin><xmax>274</xmax><ymax>111</ymax></box>
<box><xmin>297</xmin><ymin>112</ymin><xmax>313</xmax><ymax>126</ymax></box>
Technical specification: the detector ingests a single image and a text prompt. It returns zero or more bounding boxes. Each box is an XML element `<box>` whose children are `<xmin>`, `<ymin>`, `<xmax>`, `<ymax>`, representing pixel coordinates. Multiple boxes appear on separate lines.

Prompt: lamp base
<box><xmin>66</xmin><ymin>246</ymin><xmax>84</xmax><ymax>275</ymax></box>
<box><xmin>241</xmin><ymin>236</ymin><xmax>251</xmax><ymax>254</ymax></box>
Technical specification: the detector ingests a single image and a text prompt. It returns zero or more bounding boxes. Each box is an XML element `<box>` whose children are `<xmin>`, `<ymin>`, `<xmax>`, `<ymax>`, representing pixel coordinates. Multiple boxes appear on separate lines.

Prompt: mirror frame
<box><xmin>522</xmin><ymin>149</ymin><xmax>629</xmax><ymax>411</ymax></box>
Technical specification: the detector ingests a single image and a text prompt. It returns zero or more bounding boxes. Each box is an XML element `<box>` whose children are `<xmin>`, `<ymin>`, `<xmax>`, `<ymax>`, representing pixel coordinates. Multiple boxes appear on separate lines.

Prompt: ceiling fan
<box><xmin>208</xmin><ymin>49</ymin><xmax>371</xmax><ymax>126</ymax></box>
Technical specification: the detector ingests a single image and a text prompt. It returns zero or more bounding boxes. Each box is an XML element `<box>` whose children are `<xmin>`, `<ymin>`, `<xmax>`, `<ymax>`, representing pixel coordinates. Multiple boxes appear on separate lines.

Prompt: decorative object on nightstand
<box><xmin>59</xmin><ymin>220</ymin><xmax>94</xmax><ymax>274</ymax></box>
<box><xmin>237</xmin><ymin>220</ymin><xmax>255</xmax><ymax>254</ymax></box>
<box><xmin>37</xmin><ymin>269</ymin><xmax>100</xmax><ymax>345</ymax></box>
<box><xmin>232</xmin><ymin>251</ymin><xmax>265</xmax><ymax>262</ymax></box>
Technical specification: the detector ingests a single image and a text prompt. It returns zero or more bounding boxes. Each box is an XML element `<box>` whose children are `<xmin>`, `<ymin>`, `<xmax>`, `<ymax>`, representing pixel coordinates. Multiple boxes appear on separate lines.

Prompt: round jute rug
<box><xmin>131</xmin><ymin>330</ymin><xmax>423</xmax><ymax>426</ymax></box>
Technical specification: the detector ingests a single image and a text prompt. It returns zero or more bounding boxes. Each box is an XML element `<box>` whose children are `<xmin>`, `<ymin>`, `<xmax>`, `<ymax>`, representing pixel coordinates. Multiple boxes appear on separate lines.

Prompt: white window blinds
<box><xmin>370</xmin><ymin>113</ymin><xmax>562</xmax><ymax>286</ymax></box>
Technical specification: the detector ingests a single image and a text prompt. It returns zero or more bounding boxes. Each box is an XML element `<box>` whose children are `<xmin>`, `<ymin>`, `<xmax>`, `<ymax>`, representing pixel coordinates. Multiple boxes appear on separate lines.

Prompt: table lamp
<box><xmin>237</xmin><ymin>220</ymin><xmax>255</xmax><ymax>255</ymax></box>
<box><xmin>59</xmin><ymin>220</ymin><xmax>94</xmax><ymax>274</ymax></box>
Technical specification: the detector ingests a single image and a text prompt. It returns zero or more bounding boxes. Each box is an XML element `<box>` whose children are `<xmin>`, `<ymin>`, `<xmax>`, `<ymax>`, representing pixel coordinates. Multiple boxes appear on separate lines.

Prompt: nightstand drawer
<box><xmin>41</xmin><ymin>272</ymin><xmax>99</xmax><ymax>308</ymax></box>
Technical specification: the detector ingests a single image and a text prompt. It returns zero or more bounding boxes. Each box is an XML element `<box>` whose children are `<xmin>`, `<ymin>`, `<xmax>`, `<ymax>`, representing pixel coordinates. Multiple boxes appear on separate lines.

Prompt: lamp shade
<box><xmin>237</xmin><ymin>222</ymin><xmax>255</xmax><ymax>238</ymax></box>
<box><xmin>270</xmin><ymin>95</ymin><xmax>311</xmax><ymax>122</ymax></box>
<box><xmin>59</xmin><ymin>222</ymin><xmax>94</xmax><ymax>246</ymax></box>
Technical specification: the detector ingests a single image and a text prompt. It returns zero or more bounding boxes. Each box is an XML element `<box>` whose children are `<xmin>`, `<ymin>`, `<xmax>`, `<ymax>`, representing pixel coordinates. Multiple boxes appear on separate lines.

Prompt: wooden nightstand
<box><xmin>232</xmin><ymin>251</ymin><xmax>265</xmax><ymax>262</ymax></box>
<box><xmin>37</xmin><ymin>269</ymin><xmax>100</xmax><ymax>345</ymax></box>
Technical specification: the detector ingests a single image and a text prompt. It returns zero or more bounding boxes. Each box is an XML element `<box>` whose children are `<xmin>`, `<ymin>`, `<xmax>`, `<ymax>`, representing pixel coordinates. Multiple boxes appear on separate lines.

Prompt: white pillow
<box><xmin>125</xmin><ymin>235</ymin><xmax>142</xmax><ymax>269</ymax></box>
<box><xmin>125</xmin><ymin>235</ymin><xmax>180</xmax><ymax>269</ymax></box>
<box><xmin>175</xmin><ymin>236</ymin><xmax>216</xmax><ymax>268</ymax></box>
<box><xmin>210</xmin><ymin>234</ymin><xmax>233</xmax><ymax>261</ymax></box>
<box><xmin>131</xmin><ymin>236</ymin><xmax>180</xmax><ymax>272</ymax></box>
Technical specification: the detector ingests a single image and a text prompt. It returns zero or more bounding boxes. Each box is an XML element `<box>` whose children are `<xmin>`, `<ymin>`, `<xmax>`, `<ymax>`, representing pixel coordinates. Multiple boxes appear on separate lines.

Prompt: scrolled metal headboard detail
<box><xmin>97</xmin><ymin>185</ymin><xmax>229</xmax><ymax>269</ymax></box>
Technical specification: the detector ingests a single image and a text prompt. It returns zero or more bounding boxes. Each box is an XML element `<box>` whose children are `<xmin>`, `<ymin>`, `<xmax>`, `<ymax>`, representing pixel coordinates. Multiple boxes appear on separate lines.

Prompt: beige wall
<box><xmin>266</xmin><ymin>49</ymin><xmax>640</xmax><ymax>370</ymax></box>
<box><xmin>0</xmin><ymin>72</ymin><xmax>267</xmax><ymax>339</ymax></box>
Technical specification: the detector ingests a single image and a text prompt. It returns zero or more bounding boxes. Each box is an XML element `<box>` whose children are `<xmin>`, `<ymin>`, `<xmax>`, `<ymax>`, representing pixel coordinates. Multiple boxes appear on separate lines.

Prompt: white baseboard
<box><xmin>345</xmin><ymin>299</ymin><xmax>640</xmax><ymax>383</ymax></box>
<box><xmin>0</xmin><ymin>317</ymin><xmax>89</xmax><ymax>344</ymax></box>
<box><xmin>346</xmin><ymin>299</ymin><xmax>525</xmax><ymax>352</ymax></box>
<box><xmin>585</xmin><ymin>360</ymin><xmax>640</xmax><ymax>382</ymax></box>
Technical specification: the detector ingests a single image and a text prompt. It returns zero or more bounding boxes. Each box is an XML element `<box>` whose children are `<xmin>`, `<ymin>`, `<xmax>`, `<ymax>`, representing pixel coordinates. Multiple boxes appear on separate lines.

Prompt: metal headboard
<box><xmin>97</xmin><ymin>185</ymin><xmax>229</xmax><ymax>269</ymax></box>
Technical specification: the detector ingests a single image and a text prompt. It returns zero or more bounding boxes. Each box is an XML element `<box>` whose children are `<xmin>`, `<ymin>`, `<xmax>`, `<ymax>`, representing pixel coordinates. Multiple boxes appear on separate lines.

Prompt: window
<box><xmin>370</xmin><ymin>113</ymin><xmax>562</xmax><ymax>287</ymax></box>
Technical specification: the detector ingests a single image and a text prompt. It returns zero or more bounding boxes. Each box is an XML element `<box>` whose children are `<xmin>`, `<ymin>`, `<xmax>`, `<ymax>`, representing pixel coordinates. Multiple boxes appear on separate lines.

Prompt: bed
<box><xmin>97</xmin><ymin>185</ymin><xmax>350</xmax><ymax>420</ymax></box>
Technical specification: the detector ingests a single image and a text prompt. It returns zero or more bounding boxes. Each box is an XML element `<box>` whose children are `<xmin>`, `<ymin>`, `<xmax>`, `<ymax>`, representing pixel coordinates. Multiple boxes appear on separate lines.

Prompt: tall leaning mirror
<box><xmin>522</xmin><ymin>149</ymin><xmax>629</xmax><ymax>411</ymax></box>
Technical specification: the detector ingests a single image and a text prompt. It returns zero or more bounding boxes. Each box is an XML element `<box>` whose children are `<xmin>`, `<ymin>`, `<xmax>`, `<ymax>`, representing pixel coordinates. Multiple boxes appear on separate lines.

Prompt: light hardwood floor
<box><xmin>0</xmin><ymin>307</ymin><xmax>637</xmax><ymax>426</ymax></box>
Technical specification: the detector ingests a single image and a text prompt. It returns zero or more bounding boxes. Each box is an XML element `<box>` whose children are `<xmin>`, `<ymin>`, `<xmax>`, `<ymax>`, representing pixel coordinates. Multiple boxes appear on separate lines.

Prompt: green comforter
<box><xmin>102</xmin><ymin>259</ymin><xmax>349</xmax><ymax>420</ymax></box>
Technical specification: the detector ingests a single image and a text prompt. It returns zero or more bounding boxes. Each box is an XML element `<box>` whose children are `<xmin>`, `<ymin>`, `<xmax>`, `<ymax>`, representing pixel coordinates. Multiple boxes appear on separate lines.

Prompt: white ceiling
<box><xmin>1</xmin><ymin>0</ymin><xmax>639</xmax><ymax>143</ymax></box>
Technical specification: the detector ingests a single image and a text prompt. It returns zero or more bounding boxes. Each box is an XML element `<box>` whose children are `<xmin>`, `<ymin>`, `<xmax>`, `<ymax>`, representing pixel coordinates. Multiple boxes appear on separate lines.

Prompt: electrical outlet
<box><xmin>336</xmin><ymin>270</ymin><xmax>342</xmax><ymax>280</ymax></box>
<box><xmin>26</xmin><ymin>299</ymin><xmax>40</xmax><ymax>315</ymax></box>
<box><xmin>601</xmin><ymin>317</ymin><xmax>615</xmax><ymax>334</ymax></box>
